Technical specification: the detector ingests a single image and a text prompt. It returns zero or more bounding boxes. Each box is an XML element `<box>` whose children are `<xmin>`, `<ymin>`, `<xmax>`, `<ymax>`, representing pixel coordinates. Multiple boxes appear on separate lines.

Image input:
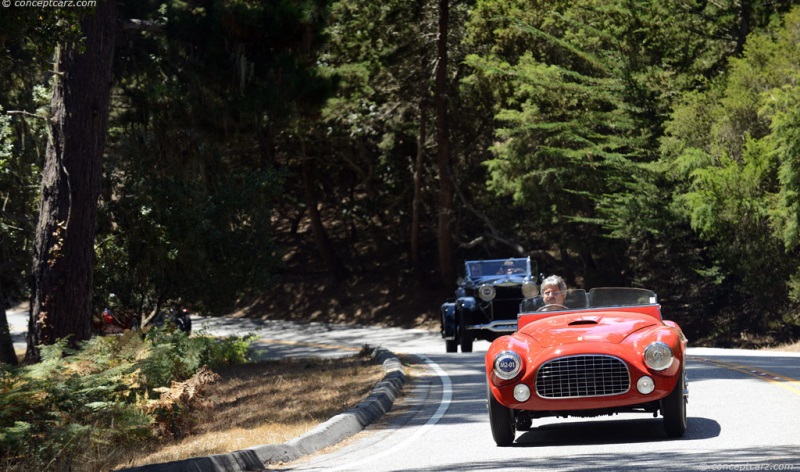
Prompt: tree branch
<box><xmin>6</xmin><ymin>110</ymin><xmax>45</xmax><ymax>120</ymax></box>
<box><xmin>121</xmin><ymin>19</ymin><xmax>165</xmax><ymax>34</ymax></box>
<box><xmin>451</xmin><ymin>171</ymin><xmax>526</xmax><ymax>255</ymax></box>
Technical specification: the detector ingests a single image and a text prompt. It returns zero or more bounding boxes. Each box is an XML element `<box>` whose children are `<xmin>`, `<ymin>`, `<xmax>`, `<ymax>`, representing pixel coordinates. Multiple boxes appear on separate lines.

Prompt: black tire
<box><xmin>182</xmin><ymin>314</ymin><xmax>192</xmax><ymax>335</ymax></box>
<box><xmin>487</xmin><ymin>383</ymin><xmax>515</xmax><ymax>446</ymax></box>
<box><xmin>445</xmin><ymin>339</ymin><xmax>458</xmax><ymax>353</ymax></box>
<box><xmin>458</xmin><ymin>313</ymin><xmax>474</xmax><ymax>353</ymax></box>
<box><xmin>662</xmin><ymin>366</ymin><xmax>687</xmax><ymax>437</ymax></box>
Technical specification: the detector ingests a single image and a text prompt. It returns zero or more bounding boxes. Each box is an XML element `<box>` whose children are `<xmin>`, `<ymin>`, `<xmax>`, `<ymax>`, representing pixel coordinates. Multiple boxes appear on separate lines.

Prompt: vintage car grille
<box><xmin>493</xmin><ymin>285</ymin><xmax>522</xmax><ymax>300</ymax></box>
<box><xmin>487</xmin><ymin>285</ymin><xmax>523</xmax><ymax>320</ymax></box>
<box><xmin>535</xmin><ymin>355</ymin><xmax>630</xmax><ymax>398</ymax></box>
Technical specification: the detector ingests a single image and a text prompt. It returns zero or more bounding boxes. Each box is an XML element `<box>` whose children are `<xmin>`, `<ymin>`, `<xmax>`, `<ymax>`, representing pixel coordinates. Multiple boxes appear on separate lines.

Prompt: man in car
<box><xmin>540</xmin><ymin>275</ymin><xmax>568</xmax><ymax>309</ymax></box>
<box><xmin>519</xmin><ymin>274</ymin><xmax>569</xmax><ymax>312</ymax></box>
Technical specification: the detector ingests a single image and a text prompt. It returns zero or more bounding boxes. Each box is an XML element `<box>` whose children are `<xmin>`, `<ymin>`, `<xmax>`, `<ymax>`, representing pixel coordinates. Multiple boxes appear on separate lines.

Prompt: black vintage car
<box><xmin>440</xmin><ymin>257</ymin><xmax>539</xmax><ymax>352</ymax></box>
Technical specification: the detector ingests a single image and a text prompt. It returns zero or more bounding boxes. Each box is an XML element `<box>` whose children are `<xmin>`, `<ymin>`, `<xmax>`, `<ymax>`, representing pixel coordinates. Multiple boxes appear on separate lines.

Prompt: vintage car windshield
<box><xmin>519</xmin><ymin>287</ymin><xmax>657</xmax><ymax>314</ymax></box>
<box><xmin>466</xmin><ymin>258</ymin><xmax>532</xmax><ymax>277</ymax></box>
<box><xmin>588</xmin><ymin>287</ymin><xmax>657</xmax><ymax>307</ymax></box>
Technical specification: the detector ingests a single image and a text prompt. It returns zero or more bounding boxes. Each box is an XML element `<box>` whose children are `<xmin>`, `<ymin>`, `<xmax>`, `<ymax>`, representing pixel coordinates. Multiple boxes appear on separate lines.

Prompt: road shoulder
<box><xmin>118</xmin><ymin>348</ymin><xmax>406</xmax><ymax>472</ymax></box>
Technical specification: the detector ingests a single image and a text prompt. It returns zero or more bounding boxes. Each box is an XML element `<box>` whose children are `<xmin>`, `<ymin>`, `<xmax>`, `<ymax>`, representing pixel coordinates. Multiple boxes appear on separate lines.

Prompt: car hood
<box><xmin>520</xmin><ymin>312</ymin><xmax>659</xmax><ymax>347</ymax></box>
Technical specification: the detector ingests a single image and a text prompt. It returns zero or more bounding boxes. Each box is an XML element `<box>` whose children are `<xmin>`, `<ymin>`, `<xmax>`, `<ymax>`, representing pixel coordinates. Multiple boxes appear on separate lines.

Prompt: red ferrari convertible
<box><xmin>485</xmin><ymin>287</ymin><xmax>688</xmax><ymax>446</ymax></box>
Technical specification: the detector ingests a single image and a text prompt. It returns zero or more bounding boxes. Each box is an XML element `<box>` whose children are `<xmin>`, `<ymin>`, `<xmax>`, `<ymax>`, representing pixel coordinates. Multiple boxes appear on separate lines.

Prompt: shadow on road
<box><xmin>514</xmin><ymin>416</ymin><xmax>720</xmax><ymax>447</ymax></box>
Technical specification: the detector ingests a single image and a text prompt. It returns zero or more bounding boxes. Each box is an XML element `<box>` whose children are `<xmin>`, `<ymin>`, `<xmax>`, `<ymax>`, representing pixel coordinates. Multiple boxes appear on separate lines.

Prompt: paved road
<box><xmin>7</xmin><ymin>304</ymin><xmax>28</xmax><ymax>354</ymax></box>
<box><xmin>8</xmin><ymin>309</ymin><xmax>800</xmax><ymax>471</ymax></box>
<box><xmin>194</xmin><ymin>315</ymin><xmax>800</xmax><ymax>472</ymax></box>
<box><xmin>270</xmin><ymin>346</ymin><xmax>800</xmax><ymax>472</ymax></box>
<box><xmin>196</xmin><ymin>315</ymin><xmax>442</xmax><ymax>359</ymax></box>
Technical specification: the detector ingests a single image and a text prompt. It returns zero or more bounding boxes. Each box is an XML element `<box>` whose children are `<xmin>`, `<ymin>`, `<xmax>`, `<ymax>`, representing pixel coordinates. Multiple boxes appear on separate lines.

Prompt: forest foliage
<box><xmin>0</xmin><ymin>326</ymin><xmax>254</xmax><ymax>470</ymax></box>
<box><xmin>2</xmin><ymin>0</ymin><xmax>800</xmax><ymax>348</ymax></box>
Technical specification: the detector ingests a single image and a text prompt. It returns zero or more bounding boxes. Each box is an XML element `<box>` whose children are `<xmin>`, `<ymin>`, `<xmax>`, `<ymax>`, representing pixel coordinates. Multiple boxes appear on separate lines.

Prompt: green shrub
<box><xmin>0</xmin><ymin>329</ymin><xmax>254</xmax><ymax>471</ymax></box>
<box><xmin>194</xmin><ymin>332</ymin><xmax>257</xmax><ymax>369</ymax></box>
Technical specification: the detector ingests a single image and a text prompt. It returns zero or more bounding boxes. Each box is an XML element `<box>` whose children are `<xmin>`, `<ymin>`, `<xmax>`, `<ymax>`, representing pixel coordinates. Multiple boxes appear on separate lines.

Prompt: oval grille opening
<box><xmin>536</xmin><ymin>355</ymin><xmax>630</xmax><ymax>398</ymax></box>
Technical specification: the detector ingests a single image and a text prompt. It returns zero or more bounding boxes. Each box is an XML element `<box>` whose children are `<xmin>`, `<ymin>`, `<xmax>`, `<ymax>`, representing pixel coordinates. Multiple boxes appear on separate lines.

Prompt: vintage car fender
<box><xmin>455</xmin><ymin>297</ymin><xmax>480</xmax><ymax>330</ymax></box>
<box><xmin>486</xmin><ymin>320</ymin><xmax>686</xmax><ymax>412</ymax></box>
<box><xmin>440</xmin><ymin>302</ymin><xmax>456</xmax><ymax>340</ymax></box>
<box><xmin>456</xmin><ymin>296</ymin><xmax>477</xmax><ymax>312</ymax></box>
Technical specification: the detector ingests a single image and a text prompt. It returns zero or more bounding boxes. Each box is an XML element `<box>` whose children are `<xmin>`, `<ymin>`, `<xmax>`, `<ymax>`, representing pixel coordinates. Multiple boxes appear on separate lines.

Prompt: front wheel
<box><xmin>458</xmin><ymin>313</ymin><xmax>473</xmax><ymax>353</ymax></box>
<box><xmin>662</xmin><ymin>365</ymin><xmax>687</xmax><ymax>437</ymax></box>
<box><xmin>181</xmin><ymin>314</ymin><xmax>192</xmax><ymax>334</ymax></box>
<box><xmin>172</xmin><ymin>311</ymin><xmax>192</xmax><ymax>334</ymax></box>
<box><xmin>445</xmin><ymin>339</ymin><xmax>458</xmax><ymax>353</ymax></box>
<box><xmin>487</xmin><ymin>383</ymin><xmax>515</xmax><ymax>446</ymax></box>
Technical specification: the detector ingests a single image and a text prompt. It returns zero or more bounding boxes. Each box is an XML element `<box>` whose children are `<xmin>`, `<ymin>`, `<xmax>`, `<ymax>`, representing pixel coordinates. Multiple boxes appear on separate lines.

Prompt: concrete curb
<box><xmin>119</xmin><ymin>347</ymin><xmax>406</xmax><ymax>472</ymax></box>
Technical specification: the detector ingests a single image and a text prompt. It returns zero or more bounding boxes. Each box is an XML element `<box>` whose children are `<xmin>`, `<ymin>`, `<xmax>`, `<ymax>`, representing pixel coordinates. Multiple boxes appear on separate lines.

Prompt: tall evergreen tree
<box><xmin>662</xmin><ymin>5</ymin><xmax>800</xmax><ymax>337</ymax></box>
<box><xmin>28</xmin><ymin>1</ymin><xmax>118</xmax><ymax>361</ymax></box>
<box><xmin>97</xmin><ymin>0</ymin><xmax>336</xmax><ymax>313</ymax></box>
<box><xmin>0</xmin><ymin>8</ymin><xmax>62</xmax><ymax>364</ymax></box>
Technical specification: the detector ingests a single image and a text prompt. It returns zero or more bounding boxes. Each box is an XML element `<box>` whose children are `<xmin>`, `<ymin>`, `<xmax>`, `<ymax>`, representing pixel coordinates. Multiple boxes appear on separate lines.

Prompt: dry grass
<box><xmin>108</xmin><ymin>353</ymin><xmax>385</xmax><ymax>471</ymax></box>
<box><xmin>765</xmin><ymin>340</ymin><xmax>800</xmax><ymax>352</ymax></box>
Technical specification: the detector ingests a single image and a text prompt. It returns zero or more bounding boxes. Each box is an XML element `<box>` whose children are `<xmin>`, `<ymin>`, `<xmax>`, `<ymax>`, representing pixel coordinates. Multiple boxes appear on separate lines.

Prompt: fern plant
<box><xmin>0</xmin><ymin>329</ymin><xmax>254</xmax><ymax>471</ymax></box>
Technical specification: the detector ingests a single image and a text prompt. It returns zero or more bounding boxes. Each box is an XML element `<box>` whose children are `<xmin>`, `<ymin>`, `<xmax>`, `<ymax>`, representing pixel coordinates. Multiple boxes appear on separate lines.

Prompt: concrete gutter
<box><xmin>119</xmin><ymin>347</ymin><xmax>406</xmax><ymax>472</ymax></box>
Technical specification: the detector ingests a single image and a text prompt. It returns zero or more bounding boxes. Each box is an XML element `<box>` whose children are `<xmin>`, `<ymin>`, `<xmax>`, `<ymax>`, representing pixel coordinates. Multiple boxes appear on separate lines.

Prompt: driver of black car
<box><xmin>496</xmin><ymin>259</ymin><xmax>522</xmax><ymax>274</ymax></box>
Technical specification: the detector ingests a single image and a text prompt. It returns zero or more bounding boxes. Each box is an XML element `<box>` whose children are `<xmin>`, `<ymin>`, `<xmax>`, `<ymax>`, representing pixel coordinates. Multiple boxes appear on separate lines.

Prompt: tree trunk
<box><xmin>0</xmin><ymin>284</ymin><xmax>18</xmax><ymax>365</ymax></box>
<box><xmin>27</xmin><ymin>1</ymin><xmax>118</xmax><ymax>362</ymax></box>
<box><xmin>436</xmin><ymin>0</ymin><xmax>454</xmax><ymax>288</ymax></box>
<box><xmin>302</xmin><ymin>157</ymin><xmax>348</xmax><ymax>282</ymax></box>
<box><xmin>411</xmin><ymin>101</ymin><xmax>427</xmax><ymax>284</ymax></box>
<box><xmin>735</xmin><ymin>0</ymin><xmax>752</xmax><ymax>56</ymax></box>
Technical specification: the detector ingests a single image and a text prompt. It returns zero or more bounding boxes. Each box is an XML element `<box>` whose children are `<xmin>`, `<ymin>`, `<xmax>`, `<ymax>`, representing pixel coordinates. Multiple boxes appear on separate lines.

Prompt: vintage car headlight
<box><xmin>493</xmin><ymin>350</ymin><xmax>522</xmax><ymax>380</ymax></box>
<box><xmin>636</xmin><ymin>376</ymin><xmax>655</xmax><ymax>394</ymax></box>
<box><xmin>644</xmin><ymin>342</ymin><xmax>674</xmax><ymax>371</ymax></box>
<box><xmin>513</xmin><ymin>384</ymin><xmax>531</xmax><ymax>402</ymax></box>
<box><xmin>478</xmin><ymin>284</ymin><xmax>496</xmax><ymax>301</ymax></box>
<box><xmin>521</xmin><ymin>280</ymin><xmax>538</xmax><ymax>298</ymax></box>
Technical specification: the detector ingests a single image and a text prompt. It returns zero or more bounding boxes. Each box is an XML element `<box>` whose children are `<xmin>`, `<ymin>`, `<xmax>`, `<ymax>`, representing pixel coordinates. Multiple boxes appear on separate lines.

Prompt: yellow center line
<box><xmin>690</xmin><ymin>356</ymin><xmax>800</xmax><ymax>397</ymax></box>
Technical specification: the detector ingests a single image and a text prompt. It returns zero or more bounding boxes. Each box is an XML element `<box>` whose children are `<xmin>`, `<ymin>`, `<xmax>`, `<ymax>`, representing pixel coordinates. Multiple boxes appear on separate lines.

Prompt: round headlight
<box><xmin>513</xmin><ymin>384</ymin><xmax>531</xmax><ymax>402</ymax></box>
<box><xmin>493</xmin><ymin>350</ymin><xmax>522</xmax><ymax>380</ymax></box>
<box><xmin>644</xmin><ymin>342</ymin><xmax>674</xmax><ymax>371</ymax></box>
<box><xmin>478</xmin><ymin>284</ymin><xmax>496</xmax><ymax>301</ymax></box>
<box><xmin>521</xmin><ymin>281</ymin><xmax>539</xmax><ymax>298</ymax></box>
<box><xmin>637</xmin><ymin>376</ymin><xmax>655</xmax><ymax>394</ymax></box>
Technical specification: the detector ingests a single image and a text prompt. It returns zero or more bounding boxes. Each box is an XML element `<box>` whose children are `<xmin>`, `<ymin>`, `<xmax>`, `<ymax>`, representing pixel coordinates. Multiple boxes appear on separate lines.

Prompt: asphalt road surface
<box><xmin>267</xmin><ymin>349</ymin><xmax>800</xmax><ymax>472</ymax></box>
<box><xmin>8</xmin><ymin>308</ymin><xmax>800</xmax><ymax>471</ymax></box>
<box><xmin>197</xmin><ymin>315</ymin><xmax>800</xmax><ymax>472</ymax></box>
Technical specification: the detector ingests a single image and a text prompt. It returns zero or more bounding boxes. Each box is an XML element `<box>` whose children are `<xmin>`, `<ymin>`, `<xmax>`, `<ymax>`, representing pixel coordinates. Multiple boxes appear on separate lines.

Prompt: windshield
<box><xmin>519</xmin><ymin>287</ymin><xmax>657</xmax><ymax>314</ymax></box>
<box><xmin>466</xmin><ymin>258</ymin><xmax>533</xmax><ymax>277</ymax></box>
<box><xmin>588</xmin><ymin>287</ymin><xmax>657</xmax><ymax>307</ymax></box>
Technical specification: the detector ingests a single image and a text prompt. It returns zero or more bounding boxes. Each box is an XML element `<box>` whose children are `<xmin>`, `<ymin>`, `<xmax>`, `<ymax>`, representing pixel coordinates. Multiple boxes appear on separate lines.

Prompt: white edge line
<box><xmin>327</xmin><ymin>355</ymin><xmax>452</xmax><ymax>472</ymax></box>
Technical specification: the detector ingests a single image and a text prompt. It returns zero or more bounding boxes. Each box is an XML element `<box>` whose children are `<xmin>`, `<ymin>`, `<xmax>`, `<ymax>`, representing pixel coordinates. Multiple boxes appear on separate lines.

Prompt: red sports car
<box><xmin>485</xmin><ymin>287</ymin><xmax>688</xmax><ymax>446</ymax></box>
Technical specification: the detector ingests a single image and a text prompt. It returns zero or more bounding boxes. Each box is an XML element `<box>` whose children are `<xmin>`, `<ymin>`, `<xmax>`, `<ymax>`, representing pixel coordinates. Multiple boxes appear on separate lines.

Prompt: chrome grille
<box><xmin>536</xmin><ymin>355</ymin><xmax>630</xmax><ymax>398</ymax></box>
<box><xmin>493</xmin><ymin>285</ymin><xmax>523</xmax><ymax>300</ymax></box>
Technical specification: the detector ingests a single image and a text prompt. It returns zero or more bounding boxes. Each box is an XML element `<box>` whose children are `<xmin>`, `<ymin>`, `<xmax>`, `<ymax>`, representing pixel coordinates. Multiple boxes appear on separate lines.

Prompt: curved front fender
<box><xmin>441</xmin><ymin>302</ymin><xmax>456</xmax><ymax>339</ymax></box>
<box><xmin>456</xmin><ymin>297</ymin><xmax>477</xmax><ymax>312</ymax></box>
